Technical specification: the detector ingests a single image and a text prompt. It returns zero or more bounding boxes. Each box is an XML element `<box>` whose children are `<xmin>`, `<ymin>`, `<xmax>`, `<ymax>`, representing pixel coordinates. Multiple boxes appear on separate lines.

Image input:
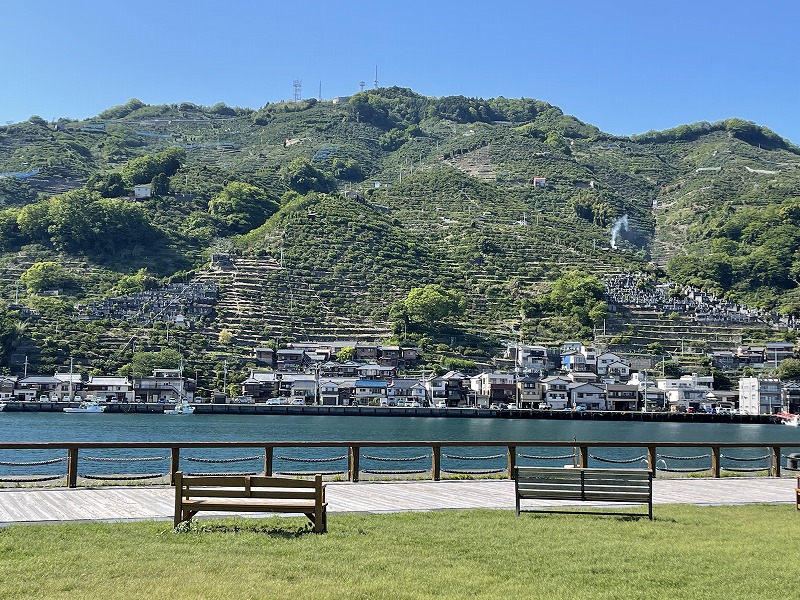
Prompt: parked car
<box><xmin>265</xmin><ymin>398</ymin><xmax>284</xmax><ymax>405</ymax></box>
<box><xmin>436</xmin><ymin>401</ymin><xmax>447</xmax><ymax>408</ymax></box>
<box><xmin>538</xmin><ymin>402</ymin><xmax>552</xmax><ymax>410</ymax></box>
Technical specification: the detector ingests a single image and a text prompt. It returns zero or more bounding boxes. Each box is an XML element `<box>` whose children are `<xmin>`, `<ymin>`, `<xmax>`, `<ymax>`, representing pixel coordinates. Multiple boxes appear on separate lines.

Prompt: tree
<box><xmin>121</xmin><ymin>147</ymin><xmax>185</xmax><ymax>186</ymax></box>
<box><xmin>86</xmin><ymin>172</ymin><xmax>126</xmax><ymax>198</ymax></box>
<box><xmin>20</xmin><ymin>262</ymin><xmax>74</xmax><ymax>294</ymax></box>
<box><xmin>117</xmin><ymin>268</ymin><xmax>158</xmax><ymax>295</ymax></box>
<box><xmin>123</xmin><ymin>348</ymin><xmax>182</xmax><ymax>377</ymax></box>
<box><xmin>776</xmin><ymin>358</ymin><xmax>800</xmax><ymax>381</ymax></box>
<box><xmin>208</xmin><ymin>181</ymin><xmax>277</xmax><ymax>234</ymax></box>
<box><xmin>337</xmin><ymin>346</ymin><xmax>355</xmax><ymax>362</ymax></box>
<box><xmin>279</xmin><ymin>157</ymin><xmax>335</xmax><ymax>194</ymax></box>
<box><xmin>218</xmin><ymin>329</ymin><xmax>233</xmax><ymax>345</ymax></box>
<box><xmin>399</xmin><ymin>284</ymin><xmax>465</xmax><ymax>329</ymax></box>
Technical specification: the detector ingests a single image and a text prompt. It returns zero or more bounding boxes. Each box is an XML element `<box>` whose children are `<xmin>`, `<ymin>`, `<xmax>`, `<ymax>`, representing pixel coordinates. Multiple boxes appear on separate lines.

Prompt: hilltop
<box><xmin>1</xmin><ymin>89</ymin><xmax>799</xmax><ymax>386</ymax></box>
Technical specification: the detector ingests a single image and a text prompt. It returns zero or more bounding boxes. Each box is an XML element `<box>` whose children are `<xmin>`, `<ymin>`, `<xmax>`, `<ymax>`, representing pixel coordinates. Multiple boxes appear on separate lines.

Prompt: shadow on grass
<box><xmin>171</xmin><ymin>519</ymin><xmax>314</xmax><ymax>538</ymax></box>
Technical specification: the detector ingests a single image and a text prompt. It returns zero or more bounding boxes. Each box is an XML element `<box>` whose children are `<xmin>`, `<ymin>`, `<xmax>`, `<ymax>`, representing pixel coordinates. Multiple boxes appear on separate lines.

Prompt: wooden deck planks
<box><xmin>0</xmin><ymin>477</ymin><xmax>796</xmax><ymax>524</ymax></box>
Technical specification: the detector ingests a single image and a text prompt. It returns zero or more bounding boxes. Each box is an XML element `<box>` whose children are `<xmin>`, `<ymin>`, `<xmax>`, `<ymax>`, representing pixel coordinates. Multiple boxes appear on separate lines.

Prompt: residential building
<box><xmin>133</xmin><ymin>368</ymin><xmax>195</xmax><ymax>403</ymax></box>
<box><xmin>568</xmin><ymin>382</ymin><xmax>605</xmax><ymax>410</ymax></box>
<box><xmin>86</xmin><ymin>376</ymin><xmax>134</xmax><ymax>402</ymax></box>
<box><xmin>738</xmin><ymin>377</ymin><xmax>781</xmax><ymax>415</ymax></box>
<box><xmin>604</xmin><ymin>383</ymin><xmax>639</xmax><ymax>411</ymax></box>
<box><xmin>539</xmin><ymin>376</ymin><xmax>571</xmax><ymax>409</ymax></box>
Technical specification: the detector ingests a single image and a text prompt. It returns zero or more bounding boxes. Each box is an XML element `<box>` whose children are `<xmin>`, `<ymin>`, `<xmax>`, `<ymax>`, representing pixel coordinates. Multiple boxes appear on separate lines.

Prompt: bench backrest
<box><xmin>175</xmin><ymin>472</ymin><xmax>324</xmax><ymax>501</ymax></box>
<box><xmin>516</xmin><ymin>467</ymin><xmax>651</xmax><ymax>502</ymax></box>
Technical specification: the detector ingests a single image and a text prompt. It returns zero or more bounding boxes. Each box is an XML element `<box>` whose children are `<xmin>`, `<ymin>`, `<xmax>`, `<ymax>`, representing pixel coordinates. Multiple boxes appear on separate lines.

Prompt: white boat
<box><xmin>64</xmin><ymin>400</ymin><xmax>106</xmax><ymax>413</ymax></box>
<box><xmin>164</xmin><ymin>401</ymin><xmax>195</xmax><ymax>415</ymax></box>
<box><xmin>776</xmin><ymin>412</ymin><xmax>799</xmax><ymax>426</ymax></box>
<box><xmin>0</xmin><ymin>402</ymin><xmax>6</xmax><ymax>412</ymax></box>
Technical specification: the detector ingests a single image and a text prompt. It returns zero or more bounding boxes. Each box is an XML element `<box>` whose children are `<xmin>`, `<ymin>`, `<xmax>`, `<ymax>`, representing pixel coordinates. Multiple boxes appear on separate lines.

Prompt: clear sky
<box><xmin>2</xmin><ymin>0</ymin><xmax>799</xmax><ymax>144</ymax></box>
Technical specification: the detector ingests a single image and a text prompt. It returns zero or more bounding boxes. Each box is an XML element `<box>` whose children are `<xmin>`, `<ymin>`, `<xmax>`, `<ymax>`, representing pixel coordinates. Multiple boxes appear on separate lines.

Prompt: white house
<box><xmin>568</xmin><ymin>382</ymin><xmax>605</xmax><ymax>410</ymax></box>
<box><xmin>539</xmin><ymin>376</ymin><xmax>572</xmax><ymax>409</ymax></box>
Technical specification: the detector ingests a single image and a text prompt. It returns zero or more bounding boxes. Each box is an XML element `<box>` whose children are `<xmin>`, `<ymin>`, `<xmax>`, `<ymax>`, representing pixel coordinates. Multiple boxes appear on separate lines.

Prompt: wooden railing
<box><xmin>0</xmin><ymin>440</ymin><xmax>796</xmax><ymax>488</ymax></box>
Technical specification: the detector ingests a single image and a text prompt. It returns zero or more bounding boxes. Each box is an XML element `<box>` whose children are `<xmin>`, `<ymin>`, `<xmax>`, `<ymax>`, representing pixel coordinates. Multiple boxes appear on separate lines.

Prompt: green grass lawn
<box><xmin>1</xmin><ymin>506</ymin><xmax>798</xmax><ymax>600</ymax></box>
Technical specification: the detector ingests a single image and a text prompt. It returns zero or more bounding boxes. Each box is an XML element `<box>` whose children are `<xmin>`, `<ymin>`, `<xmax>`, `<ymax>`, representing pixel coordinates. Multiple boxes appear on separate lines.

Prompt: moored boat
<box><xmin>64</xmin><ymin>400</ymin><xmax>106</xmax><ymax>413</ymax></box>
<box><xmin>164</xmin><ymin>400</ymin><xmax>195</xmax><ymax>415</ymax></box>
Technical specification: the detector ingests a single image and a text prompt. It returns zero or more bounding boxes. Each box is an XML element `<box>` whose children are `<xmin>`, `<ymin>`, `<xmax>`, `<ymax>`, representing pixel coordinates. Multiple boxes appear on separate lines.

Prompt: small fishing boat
<box><xmin>0</xmin><ymin>402</ymin><xmax>6</xmax><ymax>412</ymax></box>
<box><xmin>64</xmin><ymin>400</ymin><xmax>106</xmax><ymax>413</ymax></box>
<box><xmin>164</xmin><ymin>400</ymin><xmax>195</xmax><ymax>415</ymax></box>
<box><xmin>776</xmin><ymin>412</ymin><xmax>799</xmax><ymax>426</ymax></box>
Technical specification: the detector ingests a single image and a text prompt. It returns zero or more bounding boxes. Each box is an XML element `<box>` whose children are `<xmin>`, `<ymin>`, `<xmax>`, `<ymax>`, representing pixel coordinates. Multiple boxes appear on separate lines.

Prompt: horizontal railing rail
<box><xmin>0</xmin><ymin>441</ymin><xmax>797</xmax><ymax>488</ymax></box>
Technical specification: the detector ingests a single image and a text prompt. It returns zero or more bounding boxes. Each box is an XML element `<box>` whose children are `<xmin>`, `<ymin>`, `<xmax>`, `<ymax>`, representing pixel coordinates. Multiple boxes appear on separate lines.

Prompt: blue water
<box><xmin>1</xmin><ymin>412</ymin><xmax>798</xmax><ymax>478</ymax></box>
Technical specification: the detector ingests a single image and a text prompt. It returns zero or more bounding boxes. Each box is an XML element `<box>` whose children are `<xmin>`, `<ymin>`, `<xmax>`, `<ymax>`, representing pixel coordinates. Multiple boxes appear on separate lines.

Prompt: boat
<box><xmin>0</xmin><ymin>402</ymin><xmax>6</xmax><ymax>412</ymax></box>
<box><xmin>164</xmin><ymin>400</ymin><xmax>195</xmax><ymax>415</ymax></box>
<box><xmin>64</xmin><ymin>400</ymin><xmax>106</xmax><ymax>413</ymax></box>
<box><xmin>776</xmin><ymin>412</ymin><xmax>799</xmax><ymax>426</ymax></box>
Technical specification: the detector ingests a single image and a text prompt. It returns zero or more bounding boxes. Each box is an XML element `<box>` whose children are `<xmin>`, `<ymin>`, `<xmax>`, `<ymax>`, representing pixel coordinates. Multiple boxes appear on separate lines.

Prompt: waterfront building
<box><xmin>604</xmin><ymin>383</ymin><xmax>639</xmax><ymax>411</ymax></box>
<box><xmin>133</xmin><ymin>369</ymin><xmax>195</xmax><ymax>403</ymax></box>
<box><xmin>568</xmin><ymin>382</ymin><xmax>605</xmax><ymax>410</ymax></box>
<box><xmin>539</xmin><ymin>375</ymin><xmax>571</xmax><ymax>409</ymax></box>
<box><xmin>738</xmin><ymin>377</ymin><xmax>781</xmax><ymax>415</ymax></box>
<box><xmin>86</xmin><ymin>376</ymin><xmax>134</xmax><ymax>402</ymax></box>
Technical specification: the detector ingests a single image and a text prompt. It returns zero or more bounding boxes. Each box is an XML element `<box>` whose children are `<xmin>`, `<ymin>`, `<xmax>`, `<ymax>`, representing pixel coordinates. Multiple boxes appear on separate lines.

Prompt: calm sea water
<box><xmin>2</xmin><ymin>412</ymin><xmax>798</xmax><ymax>477</ymax></box>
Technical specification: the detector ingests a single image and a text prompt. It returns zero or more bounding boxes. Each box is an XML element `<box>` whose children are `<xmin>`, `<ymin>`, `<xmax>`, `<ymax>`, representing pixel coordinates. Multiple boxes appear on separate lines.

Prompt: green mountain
<box><xmin>1</xmin><ymin>89</ymin><xmax>798</xmax><ymax>385</ymax></box>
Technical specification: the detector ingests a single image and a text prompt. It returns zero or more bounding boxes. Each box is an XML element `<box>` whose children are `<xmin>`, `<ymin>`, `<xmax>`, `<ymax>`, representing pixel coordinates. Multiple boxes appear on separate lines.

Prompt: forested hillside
<box><xmin>1</xmin><ymin>89</ymin><xmax>798</xmax><ymax>385</ymax></box>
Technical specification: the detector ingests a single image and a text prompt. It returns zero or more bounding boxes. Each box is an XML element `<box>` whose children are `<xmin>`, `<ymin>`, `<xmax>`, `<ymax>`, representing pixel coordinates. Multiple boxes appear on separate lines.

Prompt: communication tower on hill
<box><xmin>359</xmin><ymin>81</ymin><xmax>365</xmax><ymax>91</ymax></box>
<box><xmin>293</xmin><ymin>79</ymin><xmax>302</xmax><ymax>102</ymax></box>
<box><xmin>373</xmin><ymin>66</ymin><xmax>378</xmax><ymax>88</ymax></box>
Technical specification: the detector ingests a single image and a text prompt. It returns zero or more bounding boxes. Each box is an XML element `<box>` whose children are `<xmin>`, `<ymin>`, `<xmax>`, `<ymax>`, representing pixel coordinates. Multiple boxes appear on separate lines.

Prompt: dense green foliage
<box><xmin>1</xmin><ymin>87</ymin><xmax>799</xmax><ymax>375</ymax></box>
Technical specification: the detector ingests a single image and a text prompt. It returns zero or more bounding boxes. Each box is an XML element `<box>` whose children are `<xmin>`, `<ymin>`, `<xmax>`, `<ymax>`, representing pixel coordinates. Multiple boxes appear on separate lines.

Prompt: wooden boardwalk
<box><xmin>0</xmin><ymin>477</ymin><xmax>796</xmax><ymax>525</ymax></box>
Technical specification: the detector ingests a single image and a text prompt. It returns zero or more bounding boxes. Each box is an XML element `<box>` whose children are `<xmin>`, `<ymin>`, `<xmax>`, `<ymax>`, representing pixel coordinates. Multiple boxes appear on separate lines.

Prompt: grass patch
<box><xmin>1</xmin><ymin>505</ymin><xmax>798</xmax><ymax>599</ymax></box>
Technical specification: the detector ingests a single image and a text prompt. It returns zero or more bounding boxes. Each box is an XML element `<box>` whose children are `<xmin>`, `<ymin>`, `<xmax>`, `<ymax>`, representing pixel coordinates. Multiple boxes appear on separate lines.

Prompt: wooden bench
<box><xmin>173</xmin><ymin>471</ymin><xmax>327</xmax><ymax>533</ymax></box>
<box><xmin>515</xmin><ymin>466</ymin><xmax>653</xmax><ymax>520</ymax></box>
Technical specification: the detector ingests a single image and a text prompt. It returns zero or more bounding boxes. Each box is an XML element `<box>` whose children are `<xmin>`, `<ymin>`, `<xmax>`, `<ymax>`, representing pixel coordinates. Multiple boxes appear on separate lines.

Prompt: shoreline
<box><xmin>1</xmin><ymin>400</ymin><xmax>777</xmax><ymax>424</ymax></box>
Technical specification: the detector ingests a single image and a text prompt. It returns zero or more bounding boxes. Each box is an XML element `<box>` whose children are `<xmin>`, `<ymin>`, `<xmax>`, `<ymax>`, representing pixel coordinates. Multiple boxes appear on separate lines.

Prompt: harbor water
<box><xmin>1</xmin><ymin>412</ymin><xmax>798</xmax><ymax>479</ymax></box>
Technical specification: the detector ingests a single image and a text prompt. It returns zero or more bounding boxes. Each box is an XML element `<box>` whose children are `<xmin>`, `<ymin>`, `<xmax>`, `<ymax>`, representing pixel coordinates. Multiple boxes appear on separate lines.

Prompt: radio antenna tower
<box><xmin>318</xmin><ymin>81</ymin><xmax>322</xmax><ymax>101</ymax></box>
<box><xmin>373</xmin><ymin>66</ymin><xmax>378</xmax><ymax>88</ymax></box>
<box><xmin>293</xmin><ymin>79</ymin><xmax>302</xmax><ymax>102</ymax></box>
<box><xmin>359</xmin><ymin>81</ymin><xmax>365</xmax><ymax>91</ymax></box>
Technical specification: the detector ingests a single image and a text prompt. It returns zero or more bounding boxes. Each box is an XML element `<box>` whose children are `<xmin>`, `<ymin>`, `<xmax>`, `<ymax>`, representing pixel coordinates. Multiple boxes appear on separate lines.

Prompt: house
<box><xmin>14</xmin><ymin>375</ymin><xmax>63</xmax><ymax>401</ymax></box>
<box><xmin>539</xmin><ymin>376</ymin><xmax>572</xmax><ymax>410</ymax></box>
<box><xmin>531</xmin><ymin>177</ymin><xmax>547</xmax><ymax>188</ymax></box>
<box><xmin>354</xmin><ymin>379</ymin><xmax>387</xmax><ymax>405</ymax></box>
<box><xmin>0</xmin><ymin>375</ymin><xmax>16</xmax><ymax>399</ymax></box>
<box><xmin>516</xmin><ymin>375</ymin><xmax>541</xmax><ymax>409</ymax></box>
<box><xmin>276</xmin><ymin>348</ymin><xmax>306</xmax><ymax>371</ymax></box>
<box><xmin>290</xmin><ymin>377</ymin><xmax>316</xmax><ymax>403</ymax></box>
<box><xmin>54</xmin><ymin>372</ymin><xmax>85</xmax><ymax>399</ymax></box>
<box><xmin>561</xmin><ymin>351</ymin><xmax>588</xmax><ymax>372</ymax></box>
<box><xmin>356</xmin><ymin>363</ymin><xmax>397</xmax><ymax>380</ymax></box>
<box><xmin>709</xmin><ymin>351</ymin><xmax>737</xmax><ymax>371</ymax></box>
<box><xmin>133</xmin><ymin>184</ymin><xmax>152</xmax><ymax>199</ymax></box>
<box><xmin>738</xmin><ymin>377</ymin><xmax>781</xmax><ymax>415</ymax></box>
<box><xmin>388</xmin><ymin>379</ymin><xmax>427</xmax><ymax>405</ymax></box>
<box><xmin>86</xmin><ymin>376</ymin><xmax>134</xmax><ymax>402</ymax></box>
<box><xmin>378</xmin><ymin>345</ymin><xmax>401</xmax><ymax>367</ymax></box>
<box><xmin>604</xmin><ymin>383</ymin><xmax>639</xmax><ymax>411</ymax></box>
<box><xmin>505</xmin><ymin>344</ymin><xmax>551</xmax><ymax>374</ymax></box>
<box><xmin>580</xmin><ymin>345</ymin><xmax>597</xmax><ymax>371</ymax></box>
<box><xmin>469</xmin><ymin>372</ymin><xmax>515</xmax><ymax>405</ymax></box>
<box><xmin>595</xmin><ymin>352</ymin><xmax>626</xmax><ymax>376</ymax></box>
<box><xmin>782</xmin><ymin>380</ymin><xmax>800</xmax><ymax>414</ymax></box>
<box><xmin>568</xmin><ymin>382</ymin><xmax>605</xmax><ymax>410</ymax></box>
<box><xmin>605</xmin><ymin>360</ymin><xmax>631</xmax><ymax>381</ymax></box>
<box><xmin>253</xmin><ymin>347</ymin><xmax>274</xmax><ymax>366</ymax></box>
<box><xmin>427</xmin><ymin>371</ymin><xmax>468</xmax><ymax>406</ymax></box>
<box><xmin>133</xmin><ymin>368</ymin><xmax>195</xmax><ymax>403</ymax></box>
<box><xmin>354</xmin><ymin>344</ymin><xmax>379</xmax><ymax>362</ymax></box>
<box><xmin>765</xmin><ymin>342</ymin><xmax>794</xmax><ymax>365</ymax></box>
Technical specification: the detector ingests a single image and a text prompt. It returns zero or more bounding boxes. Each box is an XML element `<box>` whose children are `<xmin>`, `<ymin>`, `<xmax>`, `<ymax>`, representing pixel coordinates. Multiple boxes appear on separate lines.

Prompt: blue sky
<box><xmin>3</xmin><ymin>0</ymin><xmax>799</xmax><ymax>144</ymax></box>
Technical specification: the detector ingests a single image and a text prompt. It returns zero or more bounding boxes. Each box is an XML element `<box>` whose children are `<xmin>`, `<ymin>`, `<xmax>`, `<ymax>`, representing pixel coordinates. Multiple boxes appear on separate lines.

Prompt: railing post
<box><xmin>771</xmin><ymin>446</ymin><xmax>781</xmax><ymax>478</ymax></box>
<box><xmin>432</xmin><ymin>445</ymin><xmax>441</xmax><ymax>481</ymax></box>
<box><xmin>507</xmin><ymin>445</ymin><xmax>516</xmax><ymax>480</ymax></box>
<box><xmin>579</xmin><ymin>445</ymin><xmax>588</xmax><ymax>468</ymax></box>
<box><xmin>349</xmin><ymin>446</ymin><xmax>360</xmax><ymax>482</ymax></box>
<box><xmin>169</xmin><ymin>447</ymin><xmax>180</xmax><ymax>486</ymax></box>
<box><xmin>263</xmin><ymin>446</ymin><xmax>273</xmax><ymax>476</ymax></box>
<box><xmin>647</xmin><ymin>446</ymin><xmax>657</xmax><ymax>477</ymax></box>
<box><xmin>711</xmin><ymin>446</ymin><xmax>721</xmax><ymax>478</ymax></box>
<box><xmin>67</xmin><ymin>447</ymin><xmax>78</xmax><ymax>488</ymax></box>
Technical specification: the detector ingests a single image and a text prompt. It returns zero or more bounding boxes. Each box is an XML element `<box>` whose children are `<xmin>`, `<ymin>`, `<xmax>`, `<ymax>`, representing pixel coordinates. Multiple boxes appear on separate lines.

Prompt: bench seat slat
<box><xmin>182</xmin><ymin>489</ymin><xmax>318</xmax><ymax>500</ymax></box>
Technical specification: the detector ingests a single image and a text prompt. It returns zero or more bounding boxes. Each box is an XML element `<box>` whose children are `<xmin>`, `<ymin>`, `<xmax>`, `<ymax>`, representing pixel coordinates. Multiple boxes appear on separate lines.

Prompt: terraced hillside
<box><xmin>1</xmin><ymin>91</ymin><xmax>799</xmax><ymax>377</ymax></box>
